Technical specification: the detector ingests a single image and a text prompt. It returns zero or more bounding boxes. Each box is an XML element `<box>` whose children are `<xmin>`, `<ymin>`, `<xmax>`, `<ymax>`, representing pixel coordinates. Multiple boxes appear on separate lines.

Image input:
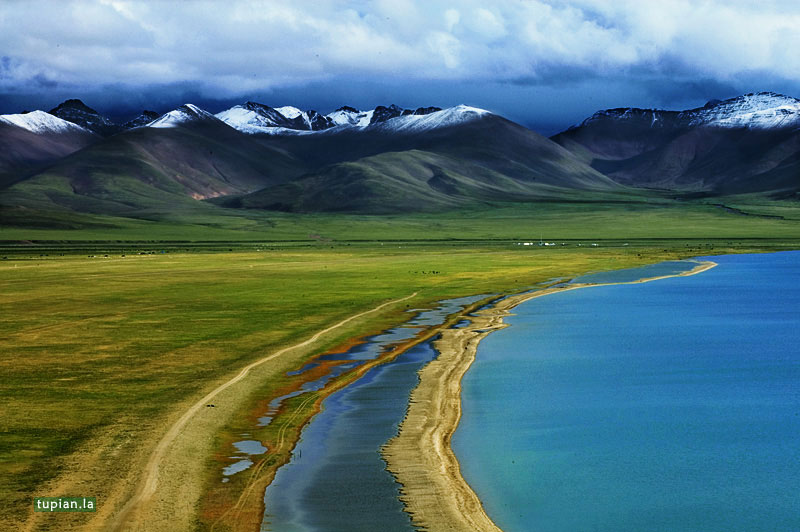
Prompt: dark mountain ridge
<box><xmin>48</xmin><ymin>99</ymin><xmax>122</xmax><ymax>136</ymax></box>
<box><xmin>218</xmin><ymin>112</ymin><xmax>626</xmax><ymax>213</ymax></box>
<box><xmin>122</xmin><ymin>110</ymin><xmax>160</xmax><ymax>129</ymax></box>
<box><xmin>0</xmin><ymin>110</ymin><xmax>99</xmax><ymax>186</ymax></box>
<box><xmin>552</xmin><ymin>92</ymin><xmax>800</xmax><ymax>196</ymax></box>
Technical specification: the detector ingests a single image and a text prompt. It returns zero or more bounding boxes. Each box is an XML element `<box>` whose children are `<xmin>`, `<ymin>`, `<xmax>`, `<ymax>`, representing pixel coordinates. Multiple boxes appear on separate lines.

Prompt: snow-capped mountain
<box><xmin>214</xmin><ymin>102</ymin><xmax>289</xmax><ymax>133</ymax></box>
<box><xmin>369</xmin><ymin>105</ymin><xmax>443</xmax><ymax>125</ymax></box>
<box><xmin>274</xmin><ymin>106</ymin><xmax>302</xmax><ymax>119</ymax></box>
<box><xmin>0</xmin><ymin>110</ymin><xmax>93</xmax><ymax>135</ymax></box>
<box><xmin>271</xmin><ymin>105</ymin><xmax>332</xmax><ymax>130</ymax></box>
<box><xmin>24</xmin><ymin>99</ymin><xmax>194</xmax><ymax>136</ymax></box>
<box><xmin>327</xmin><ymin>106</ymin><xmax>373</xmax><ymax>127</ymax></box>
<box><xmin>0</xmin><ymin>109</ymin><xmax>99</xmax><ymax>175</ymax></box>
<box><xmin>553</xmin><ymin>91</ymin><xmax>800</xmax><ymax>195</ymax></box>
<box><xmin>147</xmin><ymin>104</ymin><xmax>221</xmax><ymax>128</ymax></box>
<box><xmin>577</xmin><ymin>92</ymin><xmax>800</xmax><ymax>131</ymax></box>
<box><xmin>215</xmin><ymin>102</ymin><xmax>486</xmax><ymax>135</ymax></box>
<box><xmin>215</xmin><ymin>102</ymin><xmax>333</xmax><ymax>133</ymax></box>
<box><xmin>684</xmin><ymin>92</ymin><xmax>800</xmax><ymax>129</ymax></box>
<box><xmin>301</xmin><ymin>110</ymin><xmax>334</xmax><ymax>130</ymax></box>
<box><xmin>49</xmin><ymin>99</ymin><xmax>121</xmax><ymax>136</ymax></box>
<box><xmin>371</xmin><ymin>105</ymin><xmax>489</xmax><ymax>133</ymax></box>
<box><xmin>370</xmin><ymin>104</ymin><xmax>405</xmax><ymax>124</ymax></box>
<box><xmin>4</xmin><ymin>91</ymin><xmax>799</xmax><ymax>217</ymax></box>
<box><xmin>275</xmin><ymin>107</ymin><xmax>332</xmax><ymax>130</ymax></box>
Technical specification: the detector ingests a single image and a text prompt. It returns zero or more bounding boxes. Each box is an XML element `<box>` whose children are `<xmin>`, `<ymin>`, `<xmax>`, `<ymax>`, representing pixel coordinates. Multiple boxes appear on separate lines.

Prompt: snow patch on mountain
<box><xmin>274</xmin><ymin>107</ymin><xmax>331</xmax><ymax>130</ymax></box>
<box><xmin>326</xmin><ymin>107</ymin><xmax>374</xmax><ymax>128</ymax></box>
<box><xmin>148</xmin><ymin>104</ymin><xmax>218</xmax><ymax>128</ymax></box>
<box><xmin>0</xmin><ymin>110</ymin><xmax>92</xmax><ymax>134</ymax></box>
<box><xmin>686</xmin><ymin>92</ymin><xmax>800</xmax><ymax>129</ymax></box>
<box><xmin>327</xmin><ymin>106</ymin><xmax>373</xmax><ymax>127</ymax></box>
<box><xmin>216</xmin><ymin>103</ymin><xmax>332</xmax><ymax>133</ymax></box>
<box><xmin>374</xmin><ymin>105</ymin><xmax>491</xmax><ymax>133</ymax></box>
<box><xmin>274</xmin><ymin>106</ymin><xmax>303</xmax><ymax>119</ymax></box>
<box><xmin>578</xmin><ymin>92</ymin><xmax>800</xmax><ymax>131</ymax></box>
<box><xmin>300</xmin><ymin>110</ymin><xmax>333</xmax><ymax>130</ymax></box>
<box><xmin>215</xmin><ymin>105</ymin><xmax>279</xmax><ymax>134</ymax></box>
<box><xmin>216</xmin><ymin>102</ymin><xmax>489</xmax><ymax>135</ymax></box>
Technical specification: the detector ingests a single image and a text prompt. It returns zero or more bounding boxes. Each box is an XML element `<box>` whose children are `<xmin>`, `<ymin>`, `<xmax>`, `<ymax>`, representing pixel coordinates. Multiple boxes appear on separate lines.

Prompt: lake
<box><xmin>454</xmin><ymin>251</ymin><xmax>800</xmax><ymax>532</ymax></box>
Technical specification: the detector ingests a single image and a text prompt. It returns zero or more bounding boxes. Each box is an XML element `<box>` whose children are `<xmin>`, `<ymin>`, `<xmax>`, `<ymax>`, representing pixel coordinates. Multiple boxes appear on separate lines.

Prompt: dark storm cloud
<box><xmin>32</xmin><ymin>74</ymin><xmax>59</xmax><ymax>89</ymax></box>
<box><xmin>640</xmin><ymin>78</ymin><xmax>742</xmax><ymax>109</ymax></box>
<box><xmin>508</xmin><ymin>65</ymin><xmax>602</xmax><ymax>88</ymax></box>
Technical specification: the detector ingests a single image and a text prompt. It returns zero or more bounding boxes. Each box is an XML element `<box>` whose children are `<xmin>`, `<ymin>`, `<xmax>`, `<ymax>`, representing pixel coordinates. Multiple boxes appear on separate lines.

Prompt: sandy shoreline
<box><xmin>383</xmin><ymin>260</ymin><xmax>717</xmax><ymax>532</ymax></box>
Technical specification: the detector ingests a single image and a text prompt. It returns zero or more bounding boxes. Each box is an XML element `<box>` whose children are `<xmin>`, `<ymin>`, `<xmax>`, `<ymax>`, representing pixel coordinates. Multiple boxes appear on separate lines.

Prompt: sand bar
<box><xmin>383</xmin><ymin>260</ymin><xmax>716</xmax><ymax>532</ymax></box>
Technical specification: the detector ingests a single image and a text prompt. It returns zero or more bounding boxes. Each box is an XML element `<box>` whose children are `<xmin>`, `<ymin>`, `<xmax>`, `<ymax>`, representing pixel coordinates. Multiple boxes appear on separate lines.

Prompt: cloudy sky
<box><xmin>1</xmin><ymin>0</ymin><xmax>799</xmax><ymax>133</ymax></box>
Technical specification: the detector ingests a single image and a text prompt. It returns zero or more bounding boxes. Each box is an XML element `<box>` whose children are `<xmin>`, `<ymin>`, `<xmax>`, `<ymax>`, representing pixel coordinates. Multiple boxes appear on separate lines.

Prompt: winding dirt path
<box><xmin>110</xmin><ymin>292</ymin><xmax>418</xmax><ymax>531</ymax></box>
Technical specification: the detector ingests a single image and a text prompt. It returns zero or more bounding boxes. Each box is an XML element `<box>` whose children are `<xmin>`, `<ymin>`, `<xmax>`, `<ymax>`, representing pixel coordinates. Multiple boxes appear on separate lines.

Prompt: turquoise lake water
<box><xmin>569</xmin><ymin>259</ymin><xmax>698</xmax><ymax>284</ymax></box>
<box><xmin>454</xmin><ymin>251</ymin><xmax>800</xmax><ymax>532</ymax></box>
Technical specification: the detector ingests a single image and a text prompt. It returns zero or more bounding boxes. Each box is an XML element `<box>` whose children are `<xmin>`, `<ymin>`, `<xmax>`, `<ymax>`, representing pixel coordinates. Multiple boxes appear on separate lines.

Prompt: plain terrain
<box><xmin>1</xmin><ymin>201</ymin><xmax>799</xmax><ymax>530</ymax></box>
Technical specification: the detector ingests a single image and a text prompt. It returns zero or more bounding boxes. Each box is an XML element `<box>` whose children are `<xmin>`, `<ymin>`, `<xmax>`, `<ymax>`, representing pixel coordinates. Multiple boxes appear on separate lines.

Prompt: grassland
<box><xmin>3</xmin><ymin>196</ymin><xmax>800</xmax><ymax>243</ymax></box>
<box><xmin>1</xmin><ymin>201</ymin><xmax>799</xmax><ymax>531</ymax></box>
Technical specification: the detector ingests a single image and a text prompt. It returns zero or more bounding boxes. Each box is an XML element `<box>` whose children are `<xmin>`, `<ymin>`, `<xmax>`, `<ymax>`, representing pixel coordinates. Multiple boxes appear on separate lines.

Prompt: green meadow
<box><xmin>1</xmin><ymin>200</ymin><xmax>799</xmax><ymax>528</ymax></box>
<box><xmin>3</xmin><ymin>196</ymin><xmax>800</xmax><ymax>242</ymax></box>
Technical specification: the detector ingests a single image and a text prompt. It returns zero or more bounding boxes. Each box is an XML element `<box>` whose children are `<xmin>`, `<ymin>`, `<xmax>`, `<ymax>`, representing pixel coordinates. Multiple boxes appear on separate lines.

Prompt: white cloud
<box><xmin>426</xmin><ymin>31</ymin><xmax>461</xmax><ymax>70</ymax></box>
<box><xmin>0</xmin><ymin>0</ymin><xmax>799</xmax><ymax>96</ymax></box>
<box><xmin>444</xmin><ymin>9</ymin><xmax>460</xmax><ymax>32</ymax></box>
<box><xmin>465</xmin><ymin>8</ymin><xmax>506</xmax><ymax>40</ymax></box>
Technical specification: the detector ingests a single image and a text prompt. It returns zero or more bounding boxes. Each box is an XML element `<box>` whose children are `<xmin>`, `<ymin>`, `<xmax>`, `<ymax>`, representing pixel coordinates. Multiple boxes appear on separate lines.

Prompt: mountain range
<box><xmin>1</xmin><ymin>92</ymin><xmax>798</xmax><ymax>221</ymax></box>
<box><xmin>552</xmin><ymin>92</ymin><xmax>800</xmax><ymax>197</ymax></box>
